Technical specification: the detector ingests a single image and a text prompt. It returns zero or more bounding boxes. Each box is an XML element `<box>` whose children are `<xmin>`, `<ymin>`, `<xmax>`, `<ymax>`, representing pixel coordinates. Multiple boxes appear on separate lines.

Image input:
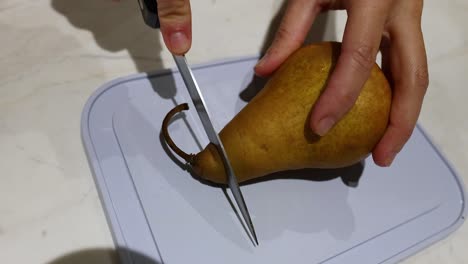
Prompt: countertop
<box><xmin>0</xmin><ymin>0</ymin><xmax>467</xmax><ymax>263</ymax></box>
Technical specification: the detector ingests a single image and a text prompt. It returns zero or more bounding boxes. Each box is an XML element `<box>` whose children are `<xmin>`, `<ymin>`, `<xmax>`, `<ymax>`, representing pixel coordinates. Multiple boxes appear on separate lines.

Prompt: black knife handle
<box><xmin>137</xmin><ymin>0</ymin><xmax>160</xmax><ymax>29</ymax></box>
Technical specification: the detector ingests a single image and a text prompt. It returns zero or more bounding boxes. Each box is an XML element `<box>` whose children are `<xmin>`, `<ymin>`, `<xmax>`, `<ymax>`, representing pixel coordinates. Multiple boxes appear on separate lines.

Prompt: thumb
<box><xmin>157</xmin><ymin>0</ymin><xmax>192</xmax><ymax>55</ymax></box>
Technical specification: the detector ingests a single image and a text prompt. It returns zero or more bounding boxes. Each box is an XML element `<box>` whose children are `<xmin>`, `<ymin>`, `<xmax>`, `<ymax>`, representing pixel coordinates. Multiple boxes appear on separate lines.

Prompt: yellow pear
<box><xmin>162</xmin><ymin>41</ymin><xmax>391</xmax><ymax>185</ymax></box>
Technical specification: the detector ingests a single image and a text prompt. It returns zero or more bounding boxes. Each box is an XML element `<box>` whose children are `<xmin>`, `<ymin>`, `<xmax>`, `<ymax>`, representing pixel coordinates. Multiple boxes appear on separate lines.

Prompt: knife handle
<box><xmin>137</xmin><ymin>0</ymin><xmax>160</xmax><ymax>29</ymax></box>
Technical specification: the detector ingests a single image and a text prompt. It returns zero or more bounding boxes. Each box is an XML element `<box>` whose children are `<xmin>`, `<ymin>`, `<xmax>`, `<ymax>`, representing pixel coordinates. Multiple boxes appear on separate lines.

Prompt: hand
<box><xmin>254</xmin><ymin>0</ymin><xmax>429</xmax><ymax>167</ymax></box>
<box><xmin>156</xmin><ymin>0</ymin><xmax>192</xmax><ymax>55</ymax></box>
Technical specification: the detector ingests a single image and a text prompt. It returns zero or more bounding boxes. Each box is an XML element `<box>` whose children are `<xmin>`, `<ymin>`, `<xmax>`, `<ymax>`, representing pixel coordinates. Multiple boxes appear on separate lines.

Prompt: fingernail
<box><xmin>383</xmin><ymin>151</ymin><xmax>397</xmax><ymax>166</ymax></box>
<box><xmin>170</xmin><ymin>32</ymin><xmax>189</xmax><ymax>54</ymax></box>
<box><xmin>315</xmin><ymin>116</ymin><xmax>335</xmax><ymax>136</ymax></box>
<box><xmin>255</xmin><ymin>53</ymin><xmax>269</xmax><ymax>69</ymax></box>
<box><xmin>255</xmin><ymin>59</ymin><xmax>265</xmax><ymax>70</ymax></box>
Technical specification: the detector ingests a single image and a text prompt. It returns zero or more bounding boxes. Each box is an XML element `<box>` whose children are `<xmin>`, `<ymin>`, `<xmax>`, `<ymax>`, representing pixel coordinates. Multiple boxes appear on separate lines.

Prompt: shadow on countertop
<box><xmin>51</xmin><ymin>0</ymin><xmax>164</xmax><ymax>73</ymax></box>
<box><xmin>46</xmin><ymin>247</ymin><xmax>161</xmax><ymax>264</ymax></box>
<box><xmin>51</xmin><ymin>0</ymin><xmax>182</xmax><ymax>111</ymax></box>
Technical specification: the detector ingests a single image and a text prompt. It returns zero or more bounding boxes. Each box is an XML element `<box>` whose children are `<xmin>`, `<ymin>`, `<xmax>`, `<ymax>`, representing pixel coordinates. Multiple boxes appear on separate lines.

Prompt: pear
<box><xmin>162</xmin><ymin>41</ymin><xmax>391</xmax><ymax>185</ymax></box>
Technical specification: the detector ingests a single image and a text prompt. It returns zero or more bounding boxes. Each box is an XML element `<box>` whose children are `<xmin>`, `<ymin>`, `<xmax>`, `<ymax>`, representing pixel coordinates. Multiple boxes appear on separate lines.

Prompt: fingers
<box><xmin>309</xmin><ymin>1</ymin><xmax>391</xmax><ymax>136</ymax></box>
<box><xmin>254</xmin><ymin>0</ymin><xmax>318</xmax><ymax>77</ymax></box>
<box><xmin>157</xmin><ymin>0</ymin><xmax>192</xmax><ymax>55</ymax></box>
<box><xmin>372</xmin><ymin>15</ymin><xmax>428</xmax><ymax>166</ymax></box>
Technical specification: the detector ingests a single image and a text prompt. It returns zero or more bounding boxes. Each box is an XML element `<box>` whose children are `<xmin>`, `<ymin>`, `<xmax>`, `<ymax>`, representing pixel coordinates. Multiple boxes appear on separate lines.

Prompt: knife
<box><xmin>137</xmin><ymin>0</ymin><xmax>258</xmax><ymax>245</ymax></box>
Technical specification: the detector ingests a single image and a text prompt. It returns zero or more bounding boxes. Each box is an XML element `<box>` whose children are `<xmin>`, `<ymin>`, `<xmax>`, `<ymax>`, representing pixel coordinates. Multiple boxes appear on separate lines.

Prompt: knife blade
<box><xmin>173</xmin><ymin>55</ymin><xmax>258</xmax><ymax>245</ymax></box>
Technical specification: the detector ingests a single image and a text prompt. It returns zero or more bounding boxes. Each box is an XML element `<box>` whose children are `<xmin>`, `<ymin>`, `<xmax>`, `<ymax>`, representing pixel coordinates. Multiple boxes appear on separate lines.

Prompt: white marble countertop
<box><xmin>0</xmin><ymin>0</ymin><xmax>467</xmax><ymax>263</ymax></box>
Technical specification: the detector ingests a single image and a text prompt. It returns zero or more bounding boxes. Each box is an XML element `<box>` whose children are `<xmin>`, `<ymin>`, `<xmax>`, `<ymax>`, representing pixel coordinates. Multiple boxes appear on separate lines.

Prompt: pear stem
<box><xmin>161</xmin><ymin>103</ymin><xmax>195</xmax><ymax>163</ymax></box>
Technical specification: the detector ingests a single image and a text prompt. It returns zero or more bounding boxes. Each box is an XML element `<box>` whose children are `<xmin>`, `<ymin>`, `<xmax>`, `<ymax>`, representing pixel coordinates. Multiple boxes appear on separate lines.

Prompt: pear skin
<box><xmin>164</xmin><ymin>41</ymin><xmax>392</xmax><ymax>185</ymax></box>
